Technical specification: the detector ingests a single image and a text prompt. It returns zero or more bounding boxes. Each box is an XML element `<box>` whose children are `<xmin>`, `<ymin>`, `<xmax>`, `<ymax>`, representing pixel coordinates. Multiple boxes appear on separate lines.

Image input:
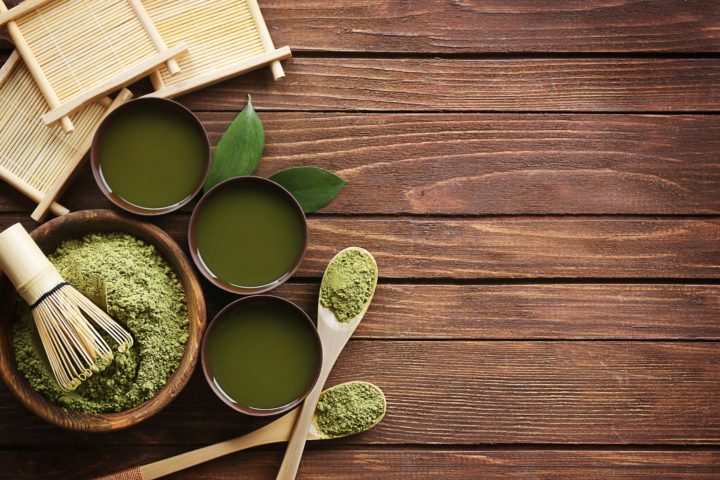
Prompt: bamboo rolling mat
<box><xmin>0</xmin><ymin>51</ymin><xmax>132</xmax><ymax>222</ymax></box>
<box><xmin>143</xmin><ymin>0</ymin><xmax>291</xmax><ymax>99</ymax></box>
<box><xmin>0</xmin><ymin>0</ymin><xmax>186</xmax><ymax>132</ymax></box>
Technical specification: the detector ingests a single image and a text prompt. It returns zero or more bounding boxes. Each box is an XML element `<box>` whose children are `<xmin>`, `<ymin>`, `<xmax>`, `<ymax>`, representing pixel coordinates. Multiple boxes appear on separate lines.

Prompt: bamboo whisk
<box><xmin>0</xmin><ymin>224</ymin><xmax>133</xmax><ymax>391</ymax></box>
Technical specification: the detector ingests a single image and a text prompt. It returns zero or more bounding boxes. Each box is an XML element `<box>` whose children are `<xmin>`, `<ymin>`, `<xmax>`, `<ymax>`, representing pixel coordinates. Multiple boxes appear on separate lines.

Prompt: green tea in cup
<box><xmin>202</xmin><ymin>296</ymin><xmax>322</xmax><ymax>415</ymax></box>
<box><xmin>92</xmin><ymin>98</ymin><xmax>210</xmax><ymax>215</ymax></box>
<box><xmin>189</xmin><ymin>177</ymin><xmax>307</xmax><ymax>294</ymax></box>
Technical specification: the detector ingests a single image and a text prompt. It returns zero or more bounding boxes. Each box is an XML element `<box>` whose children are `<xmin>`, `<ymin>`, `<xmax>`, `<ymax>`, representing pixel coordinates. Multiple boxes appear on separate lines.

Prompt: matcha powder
<box><xmin>319</xmin><ymin>248</ymin><xmax>377</xmax><ymax>323</ymax></box>
<box><xmin>315</xmin><ymin>382</ymin><xmax>386</xmax><ymax>438</ymax></box>
<box><xmin>13</xmin><ymin>233</ymin><xmax>189</xmax><ymax>413</ymax></box>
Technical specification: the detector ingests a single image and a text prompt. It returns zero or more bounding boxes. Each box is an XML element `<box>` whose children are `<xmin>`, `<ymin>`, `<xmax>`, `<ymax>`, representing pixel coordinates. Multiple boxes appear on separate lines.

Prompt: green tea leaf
<box><xmin>204</xmin><ymin>95</ymin><xmax>264</xmax><ymax>192</ymax></box>
<box><xmin>270</xmin><ymin>166</ymin><xmax>347</xmax><ymax>213</ymax></box>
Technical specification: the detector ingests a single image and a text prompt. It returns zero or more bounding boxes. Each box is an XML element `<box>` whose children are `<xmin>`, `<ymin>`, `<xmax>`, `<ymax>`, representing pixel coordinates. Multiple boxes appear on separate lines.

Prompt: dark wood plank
<box><xmin>1</xmin><ymin>342</ymin><xmax>719</xmax><ymax>446</ymax></box>
<box><xmin>297</xmin><ymin>218</ymin><xmax>720</xmax><ymax>279</ymax></box>
<box><xmin>4</xmin><ymin>57</ymin><xmax>720</xmax><ymax>112</ymax></box>
<box><xmin>1</xmin><ymin>214</ymin><xmax>719</xmax><ymax>279</ymax></box>
<box><xmin>259</xmin><ymin>0</ymin><xmax>720</xmax><ymax>53</ymax></box>
<box><xmin>176</xmin><ymin>58</ymin><xmax>720</xmax><ymax>112</ymax></box>
<box><xmin>4</xmin><ymin>1</ymin><xmax>720</xmax><ymax>53</ymax></box>
<box><xmin>5</xmin><ymin>114</ymin><xmax>716</xmax><ymax>216</ymax></box>
<box><xmin>194</xmin><ymin>113</ymin><xmax>720</xmax><ymax>215</ymax></box>
<box><xmin>271</xmin><ymin>283</ymin><xmax>720</xmax><ymax>340</ymax></box>
<box><xmin>3</xmin><ymin>447</ymin><xmax>720</xmax><ymax>480</ymax></box>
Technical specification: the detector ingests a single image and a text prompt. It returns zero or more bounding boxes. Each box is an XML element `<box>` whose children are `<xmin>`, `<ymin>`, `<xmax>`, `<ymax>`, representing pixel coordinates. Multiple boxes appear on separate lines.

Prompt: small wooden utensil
<box><xmin>277</xmin><ymin>247</ymin><xmax>379</xmax><ymax>480</ymax></box>
<box><xmin>0</xmin><ymin>223</ymin><xmax>133</xmax><ymax>391</ymax></box>
<box><xmin>95</xmin><ymin>381</ymin><xmax>386</xmax><ymax>480</ymax></box>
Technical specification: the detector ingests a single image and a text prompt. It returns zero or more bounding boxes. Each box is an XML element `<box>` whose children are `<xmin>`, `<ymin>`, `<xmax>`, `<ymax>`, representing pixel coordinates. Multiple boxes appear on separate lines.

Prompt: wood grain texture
<box><xmin>292</xmin><ymin>218</ymin><xmax>719</xmax><ymax>279</ymax></box>
<box><xmin>1</xmin><ymin>214</ymin><xmax>719</xmax><ymax>279</ymax></box>
<box><xmin>257</xmin><ymin>0</ymin><xmax>720</xmax><ymax>53</ymax></box>
<box><xmin>2</xmin><ymin>0</ymin><xmax>720</xmax><ymax>476</ymax></box>
<box><xmin>3</xmin><ymin>1</ymin><xmax>720</xmax><ymax>53</ymax></box>
<box><xmin>4</xmin><ymin>448</ymin><xmax>720</xmax><ymax>480</ymax></box>
<box><xmin>1</xmin><ymin>113</ymin><xmax>719</xmax><ymax>215</ymax></box>
<box><xmin>174</xmin><ymin>58</ymin><xmax>720</xmax><ymax>112</ymax></box>
<box><xmin>269</xmin><ymin>283</ymin><xmax>720</xmax><ymax>340</ymax></box>
<box><xmin>4</xmin><ymin>55</ymin><xmax>720</xmax><ymax>112</ymax></box>
<box><xmin>1</xmin><ymin>342</ymin><xmax>719</xmax><ymax>446</ymax></box>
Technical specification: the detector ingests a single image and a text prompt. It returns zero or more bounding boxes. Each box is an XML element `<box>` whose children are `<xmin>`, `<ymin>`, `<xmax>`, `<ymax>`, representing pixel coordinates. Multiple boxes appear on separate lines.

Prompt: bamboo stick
<box><xmin>245</xmin><ymin>0</ymin><xmax>283</xmax><ymax>80</ymax></box>
<box><xmin>142</xmin><ymin>0</ymin><xmax>288</xmax><ymax>96</ymax></box>
<box><xmin>148</xmin><ymin>45</ymin><xmax>291</xmax><ymax>99</ymax></box>
<box><xmin>41</xmin><ymin>43</ymin><xmax>187</xmax><ymax>126</ymax></box>
<box><xmin>96</xmin><ymin>97</ymin><xmax>112</xmax><ymax>108</ymax></box>
<box><xmin>0</xmin><ymin>164</ymin><xmax>68</xmax><ymax>217</ymax></box>
<box><xmin>126</xmin><ymin>0</ymin><xmax>179</xmax><ymax>84</ymax></box>
<box><xmin>0</xmin><ymin>0</ymin><xmax>55</xmax><ymax>27</ymax></box>
<box><xmin>4</xmin><ymin>0</ymin><xmax>181</xmax><ymax>131</ymax></box>
<box><xmin>0</xmin><ymin>48</ymin><xmax>19</xmax><ymax>84</ymax></box>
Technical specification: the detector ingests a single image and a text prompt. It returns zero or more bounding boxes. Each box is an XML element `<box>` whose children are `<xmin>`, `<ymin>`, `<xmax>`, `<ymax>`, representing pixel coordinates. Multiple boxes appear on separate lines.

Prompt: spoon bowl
<box><xmin>309</xmin><ymin>381</ymin><xmax>386</xmax><ymax>440</ymax></box>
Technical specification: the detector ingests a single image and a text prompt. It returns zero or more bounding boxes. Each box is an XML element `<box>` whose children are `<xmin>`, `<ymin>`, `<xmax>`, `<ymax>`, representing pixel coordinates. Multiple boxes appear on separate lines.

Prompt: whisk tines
<box><xmin>31</xmin><ymin>283</ymin><xmax>133</xmax><ymax>391</ymax></box>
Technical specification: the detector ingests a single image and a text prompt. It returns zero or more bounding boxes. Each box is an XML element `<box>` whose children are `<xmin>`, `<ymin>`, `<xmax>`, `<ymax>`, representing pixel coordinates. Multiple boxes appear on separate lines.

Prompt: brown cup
<box><xmin>201</xmin><ymin>295</ymin><xmax>323</xmax><ymax>416</ymax></box>
<box><xmin>188</xmin><ymin>176</ymin><xmax>308</xmax><ymax>295</ymax></box>
<box><xmin>91</xmin><ymin>97</ymin><xmax>211</xmax><ymax>216</ymax></box>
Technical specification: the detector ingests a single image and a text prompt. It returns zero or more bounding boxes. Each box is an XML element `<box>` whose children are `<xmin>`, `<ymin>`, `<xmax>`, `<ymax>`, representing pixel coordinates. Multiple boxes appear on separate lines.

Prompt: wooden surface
<box><xmin>1</xmin><ymin>1</ymin><xmax>719</xmax><ymax>479</ymax></box>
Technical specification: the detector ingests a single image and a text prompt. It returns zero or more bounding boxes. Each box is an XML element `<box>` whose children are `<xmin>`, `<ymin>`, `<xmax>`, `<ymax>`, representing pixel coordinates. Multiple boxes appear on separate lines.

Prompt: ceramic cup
<box><xmin>201</xmin><ymin>295</ymin><xmax>322</xmax><ymax>416</ymax></box>
<box><xmin>188</xmin><ymin>176</ymin><xmax>308</xmax><ymax>295</ymax></box>
<box><xmin>91</xmin><ymin>97</ymin><xmax>211</xmax><ymax>216</ymax></box>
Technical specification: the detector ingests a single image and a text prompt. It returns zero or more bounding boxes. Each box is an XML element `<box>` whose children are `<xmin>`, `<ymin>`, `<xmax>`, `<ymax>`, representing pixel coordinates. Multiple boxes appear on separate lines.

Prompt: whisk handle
<box><xmin>0</xmin><ymin>223</ymin><xmax>63</xmax><ymax>304</ymax></box>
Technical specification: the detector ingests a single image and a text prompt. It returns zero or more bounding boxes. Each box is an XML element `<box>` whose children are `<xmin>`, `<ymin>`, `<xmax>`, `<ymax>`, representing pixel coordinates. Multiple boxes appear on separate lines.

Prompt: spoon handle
<box><xmin>94</xmin><ymin>411</ymin><xmax>298</xmax><ymax>480</ymax></box>
<box><xmin>275</xmin><ymin>369</ymin><xmax>326</xmax><ymax>480</ymax></box>
<box><xmin>277</xmin><ymin>312</ymin><xmax>349</xmax><ymax>479</ymax></box>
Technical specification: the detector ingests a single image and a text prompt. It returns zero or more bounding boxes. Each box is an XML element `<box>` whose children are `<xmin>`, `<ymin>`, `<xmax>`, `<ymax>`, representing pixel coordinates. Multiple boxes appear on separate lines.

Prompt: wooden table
<box><xmin>1</xmin><ymin>1</ymin><xmax>720</xmax><ymax>478</ymax></box>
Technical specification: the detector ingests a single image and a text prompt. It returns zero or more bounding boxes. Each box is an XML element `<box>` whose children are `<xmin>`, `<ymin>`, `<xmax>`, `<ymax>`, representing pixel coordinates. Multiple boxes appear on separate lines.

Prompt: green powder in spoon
<box><xmin>319</xmin><ymin>248</ymin><xmax>377</xmax><ymax>322</ymax></box>
<box><xmin>315</xmin><ymin>382</ymin><xmax>386</xmax><ymax>438</ymax></box>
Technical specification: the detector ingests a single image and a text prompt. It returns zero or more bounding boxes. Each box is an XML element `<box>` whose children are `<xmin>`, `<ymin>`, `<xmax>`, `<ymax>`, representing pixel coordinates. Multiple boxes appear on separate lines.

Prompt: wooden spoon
<box><xmin>277</xmin><ymin>247</ymin><xmax>379</xmax><ymax>480</ymax></box>
<box><xmin>95</xmin><ymin>381</ymin><xmax>385</xmax><ymax>480</ymax></box>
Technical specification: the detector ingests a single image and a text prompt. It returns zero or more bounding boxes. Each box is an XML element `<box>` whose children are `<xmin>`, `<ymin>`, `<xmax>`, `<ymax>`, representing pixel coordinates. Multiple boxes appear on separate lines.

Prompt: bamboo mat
<box><xmin>0</xmin><ymin>0</ymin><xmax>185</xmax><ymax>131</ymax></box>
<box><xmin>0</xmin><ymin>51</ymin><xmax>131</xmax><ymax>222</ymax></box>
<box><xmin>143</xmin><ymin>0</ymin><xmax>291</xmax><ymax>98</ymax></box>
<box><xmin>15</xmin><ymin>0</ymin><xmax>158</xmax><ymax>103</ymax></box>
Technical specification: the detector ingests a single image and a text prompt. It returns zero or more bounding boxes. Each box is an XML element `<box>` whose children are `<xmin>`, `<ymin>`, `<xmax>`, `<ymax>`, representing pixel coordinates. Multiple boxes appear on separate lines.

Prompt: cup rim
<box><xmin>188</xmin><ymin>176</ymin><xmax>308</xmax><ymax>295</ymax></box>
<box><xmin>201</xmin><ymin>295</ymin><xmax>323</xmax><ymax>416</ymax></box>
<box><xmin>90</xmin><ymin>97</ymin><xmax>211</xmax><ymax>216</ymax></box>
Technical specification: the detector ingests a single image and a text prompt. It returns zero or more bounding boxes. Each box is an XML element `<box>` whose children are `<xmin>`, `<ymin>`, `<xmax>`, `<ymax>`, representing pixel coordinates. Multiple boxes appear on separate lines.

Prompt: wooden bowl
<box><xmin>0</xmin><ymin>209</ymin><xmax>206</xmax><ymax>432</ymax></box>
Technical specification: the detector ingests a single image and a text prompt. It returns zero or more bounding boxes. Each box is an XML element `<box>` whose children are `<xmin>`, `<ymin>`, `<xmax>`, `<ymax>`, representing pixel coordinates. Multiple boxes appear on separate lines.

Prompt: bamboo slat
<box><xmin>0</xmin><ymin>0</ymin><xmax>184</xmax><ymax>128</ymax></box>
<box><xmin>0</xmin><ymin>51</ymin><xmax>132</xmax><ymax>222</ymax></box>
<box><xmin>142</xmin><ymin>0</ymin><xmax>291</xmax><ymax>98</ymax></box>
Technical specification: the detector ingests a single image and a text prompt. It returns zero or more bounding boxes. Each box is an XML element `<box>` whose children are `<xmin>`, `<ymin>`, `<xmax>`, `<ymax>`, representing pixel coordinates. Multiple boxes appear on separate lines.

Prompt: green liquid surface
<box><xmin>195</xmin><ymin>182</ymin><xmax>305</xmax><ymax>289</ymax></box>
<box><xmin>98</xmin><ymin>104</ymin><xmax>206</xmax><ymax>209</ymax></box>
<box><xmin>207</xmin><ymin>300</ymin><xmax>320</xmax><ymax>410</ymax></box>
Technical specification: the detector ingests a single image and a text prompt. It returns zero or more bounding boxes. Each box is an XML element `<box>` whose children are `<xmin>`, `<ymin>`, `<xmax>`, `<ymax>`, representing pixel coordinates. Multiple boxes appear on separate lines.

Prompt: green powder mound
<box><xmin>319</xmin><ymin>248</ymin><xmax>376</xmax><ymax>323</ymax></box>
<box><xmin>315</xmin><ymin>382</ymin><xmax>385</xmax><ymax>438</ymax></box>
<box><xmin>12</xmin><ymin>233</ymin><xmax>189</xmax><ymax>413</ymax></box>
